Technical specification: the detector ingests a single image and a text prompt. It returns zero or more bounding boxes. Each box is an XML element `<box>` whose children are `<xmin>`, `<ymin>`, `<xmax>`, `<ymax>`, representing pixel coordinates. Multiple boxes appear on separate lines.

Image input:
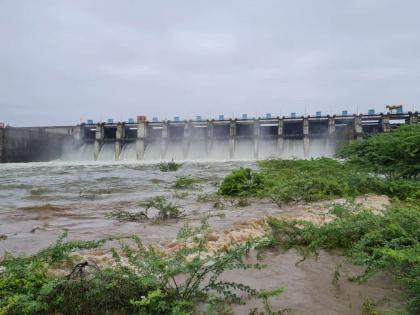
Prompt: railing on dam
<box><xmin>72</xmin><ymin>112</ymin><xmax>419</xmax><ymax>161</ymax></box>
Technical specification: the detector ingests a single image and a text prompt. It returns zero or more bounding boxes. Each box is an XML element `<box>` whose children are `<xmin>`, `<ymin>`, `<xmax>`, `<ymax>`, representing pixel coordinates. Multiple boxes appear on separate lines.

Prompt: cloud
<box><xmin>0</xmin><ymin>0</ymin><xmax>419</xmax><ymax>126</ymax></box>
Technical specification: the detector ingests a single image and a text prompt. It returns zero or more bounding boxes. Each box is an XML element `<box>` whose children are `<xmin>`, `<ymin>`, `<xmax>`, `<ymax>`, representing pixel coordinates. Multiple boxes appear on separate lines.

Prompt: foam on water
<box><xmin>97</xmin><ymin>143</ymin><xmax>115</xmax><ymax>161</ymax></box>
<box><xmin>208</xmin><ymin>139</ymin><xmax>230</xmax><ymax>160</ymax></box>
<box><xmin>164</xmin><ymin>140</ymin><xmax>184</xmax><ymax>161</ymax></box>
<box><xmin>234</xmin><ymin>139</ymin><xmax>254</xmax><ymax>160</ymax></box>
<box><xmin>63</xmin><ymin>137</ymin><xmax>336</xmax><ymax>162</ymax></box>
<box><xmin>258</xmin><ymin>139</ymin><xmax>277</xmax><ymax>159</ymax></box>
<box><xmin>187</xmin><ymin>140</ymin><xmax>208</xmax><ymax>161</ymax></box>
<box><xmin>143</xmin><ymin>141</ymin><xmax>161</xmax><ymax>161</ymax></box>
<box><xmin>308</xmin><ymin>137</ymin><xmax>336</xmax><ymax>158</ymax></box>
<box><xmin>119</xmin><ymin>142</ymin><xmax>136</xmax><ymax>160</ymax></box>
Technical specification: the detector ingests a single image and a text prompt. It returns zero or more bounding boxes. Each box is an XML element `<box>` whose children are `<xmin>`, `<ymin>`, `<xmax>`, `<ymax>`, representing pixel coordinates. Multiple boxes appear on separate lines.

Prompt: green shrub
<box><xmin>338</xmin><ymin>124</ymin><xmax>420</xmax><ymax>179</ymax></box>
<box><xmin>218</xmin><ymin>167</ymin><xmax>264</xmax><ymax>197</ymax></box>
<box><xmin>218</xmin><ymin>158</ymin><xmax>420</xmax><ymax>203</ymax></box>
<box><xmin>159</xmin><ymin>161</ymin><xmax>182</xmax><ymax>172</ymax></box>
<box><xmin>0</xmin><ymin>232</ymin><xmax>106</xmax><ymax>315</ymax></box>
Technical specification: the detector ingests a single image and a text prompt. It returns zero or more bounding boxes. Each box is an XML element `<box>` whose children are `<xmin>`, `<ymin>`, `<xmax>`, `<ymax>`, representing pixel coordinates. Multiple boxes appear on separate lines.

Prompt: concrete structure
<box><xmin>1</xmin><ymin>111</ymin><xmax>418</xmax><ymax>162</ymax></box>
<box><xmin>0</xmin><ymin>126</ymin><xmax>74</xmax><ymax>162</ymax></box>
<box><xmin>136</xmin><ymin>120</ymin><xmax>147</xmax><ymax>160</ymax></box>
<box><xmin>303</xmin><ymin>117</ymin><xmax>309</xmax><ymax>157</ymax></box>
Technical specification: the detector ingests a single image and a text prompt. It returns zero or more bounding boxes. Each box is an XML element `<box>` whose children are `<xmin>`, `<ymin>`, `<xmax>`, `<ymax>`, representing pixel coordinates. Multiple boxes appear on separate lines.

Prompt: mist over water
<box><xmin>97</xmin><ymin>143</ymin><xmax>115</xmax><ymax>161</ymax></box>
<box><xmin>62</xmin><ymin>138</ymin><xmax>336</xmax><ymax>162</ymax></box>
<box><xmin>119</xmin><ymin>142</ymin><xmax>136</xmax><ymax>160</ymax></box>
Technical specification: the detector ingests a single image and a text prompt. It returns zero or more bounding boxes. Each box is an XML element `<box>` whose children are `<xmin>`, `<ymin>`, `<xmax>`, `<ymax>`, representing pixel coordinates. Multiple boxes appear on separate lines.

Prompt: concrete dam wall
<box><xmin>0</xmin><ymin>127</ymin><xmax>75</xmax><ymax>163</ymax></box>
<box><xmin>1</xmin><ymin>112</ymin><xmax>418</xmax><ymax>163</ymax></box>
<box><xmin>66</xmin><ymin>112</ymin><xmax>418</xmax><ymax>162</ymax></box>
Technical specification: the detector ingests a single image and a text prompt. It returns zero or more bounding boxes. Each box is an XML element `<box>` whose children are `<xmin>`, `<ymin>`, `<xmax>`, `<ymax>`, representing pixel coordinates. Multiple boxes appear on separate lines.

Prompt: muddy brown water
<box><xmin>0</xmin><ymin>161</ymin><xmax>404</xmax><ymax>314</ymax></box>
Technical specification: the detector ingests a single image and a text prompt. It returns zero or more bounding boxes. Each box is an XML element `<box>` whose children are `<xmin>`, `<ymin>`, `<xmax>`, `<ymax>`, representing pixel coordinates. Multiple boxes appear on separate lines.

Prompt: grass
<box><xmin>159</xmin><ymin>161</ymin><xmax>182</xmax><ymax>172</ymax></box>
<box><xmin>0</xmin><ymin>223</ymin><xmax>282</xmax><ymax>315</ymax></box>
<box><xmin>260</xmin><ymin>203</ymin><xmax>420</xmax><ymax>314</ymax></box>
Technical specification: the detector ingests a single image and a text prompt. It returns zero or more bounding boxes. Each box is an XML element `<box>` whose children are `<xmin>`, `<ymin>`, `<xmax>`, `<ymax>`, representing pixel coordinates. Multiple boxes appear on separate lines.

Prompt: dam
<box><xmin>1</xmin><ymin>111</ymin><xmax>418</xmax><ymax>162</ymax></box>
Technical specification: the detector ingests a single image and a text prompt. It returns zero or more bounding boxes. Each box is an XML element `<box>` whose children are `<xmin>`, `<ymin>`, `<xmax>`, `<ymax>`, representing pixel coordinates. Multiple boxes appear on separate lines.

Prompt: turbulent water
<box><xmin>0</xmin><ymin>160</ymin><xmax>403</xmax><ymax>314</ymax></box>
<box><xmin>0</xmin><ymin>160</ymin><xmax>245</xmax><ymax>253</ymax></box>
<box><xmin>62</xmin><ymin>138</ymin><xmax>336</xmax><ymax>161</ymax></box>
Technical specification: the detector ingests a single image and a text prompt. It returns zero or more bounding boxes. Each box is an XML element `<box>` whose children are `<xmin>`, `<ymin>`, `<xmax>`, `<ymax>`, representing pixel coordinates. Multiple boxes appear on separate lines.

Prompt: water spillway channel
<box><xmin>62</xmin><ymin>137</ymin><xmax>337</xmax><ymax>161</ymax></box>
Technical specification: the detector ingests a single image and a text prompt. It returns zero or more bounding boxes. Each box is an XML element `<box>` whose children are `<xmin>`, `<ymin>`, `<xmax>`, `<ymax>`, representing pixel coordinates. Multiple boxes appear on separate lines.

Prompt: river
<box><xmin>0</xmin><ymin>160</ymin><xmax>403</xmax><ymax>314</ymax></box>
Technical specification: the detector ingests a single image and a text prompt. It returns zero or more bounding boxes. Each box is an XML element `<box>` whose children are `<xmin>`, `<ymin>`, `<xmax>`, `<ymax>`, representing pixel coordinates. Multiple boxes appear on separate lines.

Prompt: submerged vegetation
<box><xmin>137</xmin><ymin>196</ymin><xmax>182</xmax><ymax>220</ymax></box>
<box><xmin>171</xmin><ymin>176</ymin><xmax>201</xmax><ymax>190</ymax></box>
<box><xmin>159</xmin><ymin>161</ymin><xmax>182</xmax><ymax>172</ymax></box>
<box><xmin>107</xmin><ymin>196</ymin><xmax>182</xmax><ymax>222</ymax></box>
<box><xmin>0</xmin><ymin>223</ymin><xmax>282</xmax><ymax>315</ymax></box>
<box><xmin>261</xmin><ymin>203</ymin><xmax>420</xmax><ymax>314</ymax></box>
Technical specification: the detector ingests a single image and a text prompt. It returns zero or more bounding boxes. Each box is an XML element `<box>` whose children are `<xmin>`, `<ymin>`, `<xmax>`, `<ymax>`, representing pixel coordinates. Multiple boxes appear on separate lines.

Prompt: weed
<box><xmin>107</xmin><ymin>197</ymin><xmax>182</xmax><ymax>222</ymax></box>
<box><xmin>172</xmin><ymin>176</ymin><xmax>201</xmax><ymax>189</ymax></box>
<box><xmin>173</xmin><ymin>191</ymin><xmax>189</xmax><ymax>199</ymax></box>
<box><xmin>196</xmin><ymin>193</ymin><xmax>227</xmax><ymax>210</ymax></box>
<box><xmin>29</xmin><ymin>187</ymin><xmax>50</xmax><ymax>196</ymax></box>
<box><xmin>213</xmin><ymin>199</ymin><xmax>226</xmax><ymax>210</ymax></box>
<box><xmin>150</xmin><ymin>178</ymin><xmax>166</xmax><ymax>184</ymax></box>
<box><xmin>159</xmin><ymin>160</ymin><xmax>182</xmax><ymax>172</ymax></box>
<box><xmin>197</xmin><ymin>193</ymin><xmax>220</xmax><ymax>203</ymax></box>
<box><xmin>235</xmin><ymin>198</ymin><xmax>251</xmax><ymax>207</ymax></box>
<box><xmin>107</xmin><ymin>209</ymin><xmax>148</xmax><ymax>222</ymax></box>
<box><xmin>360</xmin><ymin>297</ymin><xmax>381</xmax><ymax>315</ymax></box>
<box><xmin>249</xmin><ymin>288</ymin><xmax>289</xmax><ymax>315</ymax></box>
<box><xmin>138</xmin><ymin>196</ymin><xmax>183</xmax><ymax>220</ymax></box>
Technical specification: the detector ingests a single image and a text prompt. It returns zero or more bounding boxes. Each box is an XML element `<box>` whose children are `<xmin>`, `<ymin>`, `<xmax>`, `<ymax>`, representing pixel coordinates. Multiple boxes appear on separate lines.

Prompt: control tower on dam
<box><xmin>72</xmin><ymin>111</ymin><xmax>418</xmax><ymax>162</ymax></box>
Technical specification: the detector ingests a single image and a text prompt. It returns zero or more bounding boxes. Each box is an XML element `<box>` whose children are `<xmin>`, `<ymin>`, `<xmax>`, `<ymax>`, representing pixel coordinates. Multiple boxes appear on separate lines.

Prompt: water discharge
<box><xmin>63</xmin><ymin>137</ymin><xmax>336</xmax><ymax>162</ymax></box>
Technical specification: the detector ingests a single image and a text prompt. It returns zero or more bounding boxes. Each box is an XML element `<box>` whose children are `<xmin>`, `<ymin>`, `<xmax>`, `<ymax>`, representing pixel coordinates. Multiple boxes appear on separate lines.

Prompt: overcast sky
<box><xmin>1</xmin><ymin>0</ymin><xmax>419</xmax><ymax>126</ymax></box>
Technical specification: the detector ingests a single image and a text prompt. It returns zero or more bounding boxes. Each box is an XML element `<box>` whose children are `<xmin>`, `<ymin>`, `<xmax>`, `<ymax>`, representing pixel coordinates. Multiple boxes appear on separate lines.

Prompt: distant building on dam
<box><xmin>0</xmin><ymin>110</ymin><xmax>419</xmax><ymax>162</ymax></box>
